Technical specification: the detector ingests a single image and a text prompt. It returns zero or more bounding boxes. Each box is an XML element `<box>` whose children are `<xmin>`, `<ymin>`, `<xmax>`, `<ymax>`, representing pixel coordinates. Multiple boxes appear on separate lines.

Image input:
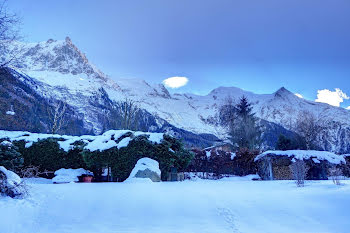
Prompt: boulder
<box><xmin>126</xmin><ymin>158</ymin><xmax>161</xmax><ymax>182</ymax></box>
<box><xmin>52</xmin><ymin>168</ymin><xmax>93</xmax><ymax>184</ymax></box>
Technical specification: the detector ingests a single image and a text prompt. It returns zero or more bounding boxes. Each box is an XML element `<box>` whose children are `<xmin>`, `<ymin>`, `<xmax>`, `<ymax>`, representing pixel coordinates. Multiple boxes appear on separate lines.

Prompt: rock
<box><xmin>126</xmin><ymin>158</ymin><xmax>161</xmax><ymax>182</ymax></box>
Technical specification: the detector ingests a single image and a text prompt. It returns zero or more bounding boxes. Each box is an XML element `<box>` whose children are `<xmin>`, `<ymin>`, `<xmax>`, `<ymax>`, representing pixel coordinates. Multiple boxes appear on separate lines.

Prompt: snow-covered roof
<box><xmin>255</xmin><ymin>150</ymin><xmax>346</xmax><ymax>165</ymax></box>
<box><xmin>0</xmin><ymin>130</ymin><xmax>164</xmax><ymax>152</ymax></box>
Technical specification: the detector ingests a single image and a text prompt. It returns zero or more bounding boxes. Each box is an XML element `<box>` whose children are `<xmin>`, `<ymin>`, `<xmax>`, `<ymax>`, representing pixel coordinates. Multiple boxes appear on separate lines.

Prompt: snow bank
<box><xmin>52</xmin><ymin>168</ymin><xmax>93</xmax><ymax>184</ymax></box>
<box><xmin>255</xmin><ymin>150</ymin><xmax>346</xmax><ymax>164</ymax></box>
<box><xmin>125</xmin><ymin>158</ymin><xmax>161</xmax><ymax>182</ymax></box>
<box><xmin>0</xmin><ymin>130</ymin><xmax>164</xmax><ymax>152</ymax></box>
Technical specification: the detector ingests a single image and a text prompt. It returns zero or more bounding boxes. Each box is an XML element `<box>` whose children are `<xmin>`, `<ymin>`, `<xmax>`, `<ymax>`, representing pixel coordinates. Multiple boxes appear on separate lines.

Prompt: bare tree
<box><xmin>118</xmin><ymin>98</ymin><xmax>140</xmax><ymax>130</ymax></box>
<box><xmin>47</xmin><ymin>101</ymin><xmax>67</xmax><ymax>134</ymax></box>
<box><xmin>329</xmin><ymin>165</ymin><xmax>343</xmax><ymax>186</ymax></box>
<box><xmin>19</xmin><ymin>165</ymin><xmax>53</xmax><ymax>178</ymax></box>
<box><xmin>290</xmin><ymin>160</ymin><xmax>308</xmax><ymax>187</ymax></box>
<box><xmin>294</xmin><ymin>111</ymin><xmax>325</xmax><ymax>150</ymax></box>
<box><xmin>0</xmin><ymin>0</ymin><xmax>21</xmax><ymax>68</ymax></box>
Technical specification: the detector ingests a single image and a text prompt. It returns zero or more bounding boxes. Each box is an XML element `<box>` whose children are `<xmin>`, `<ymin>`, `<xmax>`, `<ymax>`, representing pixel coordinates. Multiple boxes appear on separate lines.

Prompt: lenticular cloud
<box><xmin>162</xmin><ymin>77</ymin><xmax>188</xmax><ymax>89</ymax></box>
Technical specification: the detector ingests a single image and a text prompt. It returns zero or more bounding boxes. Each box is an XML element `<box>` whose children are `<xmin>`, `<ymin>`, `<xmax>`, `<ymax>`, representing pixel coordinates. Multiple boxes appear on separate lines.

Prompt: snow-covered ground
<box><xmin>1</xmin><ymin>178</ymin><xmax>350</xmax><ymax>233</ymax></box>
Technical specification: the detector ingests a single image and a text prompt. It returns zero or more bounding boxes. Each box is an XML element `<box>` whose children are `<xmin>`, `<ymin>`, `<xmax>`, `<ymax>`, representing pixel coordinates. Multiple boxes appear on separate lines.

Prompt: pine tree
<box><xmin>222</xmin><ymin>96</ymin><xmax>261</xmax><ymax>150</ymax></box>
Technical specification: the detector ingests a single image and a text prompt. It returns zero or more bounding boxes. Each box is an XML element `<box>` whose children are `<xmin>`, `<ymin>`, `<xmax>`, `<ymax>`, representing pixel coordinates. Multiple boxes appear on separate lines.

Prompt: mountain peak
<box><xmin>11</xmin><ymin>38</ymin><xmax>108</xmax><ymax>82</ymax></box>
<box><xmin>65</xmin><ymin>36</ymin><xmax>72</xmax><ymax>45</ymax></box>
<box><xmin>274</xmin><ymin>87</ymin><xmax>293</xmax><ymax>97</ymax></box>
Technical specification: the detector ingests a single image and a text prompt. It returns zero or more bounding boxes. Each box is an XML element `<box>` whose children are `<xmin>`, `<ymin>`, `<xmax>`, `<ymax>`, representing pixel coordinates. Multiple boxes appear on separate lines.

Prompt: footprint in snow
<box><xmin>217</xmin><ymin>207</ymin><xmax>241</xmax><ymax>233</ymax></box>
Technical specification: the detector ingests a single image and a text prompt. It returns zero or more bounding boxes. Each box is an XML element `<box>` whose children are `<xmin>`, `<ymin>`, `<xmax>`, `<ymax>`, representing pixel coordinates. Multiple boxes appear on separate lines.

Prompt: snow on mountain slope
<box><xmin>6</xmin><ymin>38</ymin><xmax>350</xmax><ymax>152</ymax></box>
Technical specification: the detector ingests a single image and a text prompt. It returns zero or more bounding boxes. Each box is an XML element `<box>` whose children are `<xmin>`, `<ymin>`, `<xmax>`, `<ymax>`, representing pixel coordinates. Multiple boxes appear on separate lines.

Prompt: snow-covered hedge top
<box><xmin>0</xmin><ymin>166</ymin><xmax>22</xmax><ymax>187</ymax></box>
<box><xmin>0</xmin><ymin>140</ymin><xmax>12</xmax><ymax>147</ymax></box>
<box><xmin>0</xmin><ymin>130</ymin><xmax>164</xmax><ymax>152</ymax></box>
<box><xmin>255</xmin><ymin>150</ymin><xmax>346</xmax><ymax>165</ymax></box>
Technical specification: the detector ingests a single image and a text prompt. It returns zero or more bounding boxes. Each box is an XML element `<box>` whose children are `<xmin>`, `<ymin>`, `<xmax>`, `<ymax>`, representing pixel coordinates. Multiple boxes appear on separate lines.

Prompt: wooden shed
<box><xmin>255</xmin><ymin>150</ymin><xmax>346</xmax><ymax>180</ymax></box>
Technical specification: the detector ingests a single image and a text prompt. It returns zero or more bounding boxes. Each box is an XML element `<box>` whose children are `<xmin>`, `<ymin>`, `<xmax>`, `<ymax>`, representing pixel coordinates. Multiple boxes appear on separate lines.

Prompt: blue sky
<box><xmin>8</xmin><ymin>0</ymin><xmax>350</xmax><ymax>107</ymax></box>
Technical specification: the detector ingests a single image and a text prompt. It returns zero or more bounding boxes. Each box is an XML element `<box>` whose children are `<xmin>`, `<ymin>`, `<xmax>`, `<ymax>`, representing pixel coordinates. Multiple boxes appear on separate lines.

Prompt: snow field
<box><xmin>1</xmin><ymin>179</ymin><xmax>350</xmax><ymax>233</ymax></box>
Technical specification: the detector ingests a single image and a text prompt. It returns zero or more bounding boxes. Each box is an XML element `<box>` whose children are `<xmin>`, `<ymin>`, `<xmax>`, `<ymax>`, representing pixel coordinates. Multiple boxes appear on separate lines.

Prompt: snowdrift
<box><xmin>52</xmin><ymin>168</ymin><xmax>93</xmax><ymax>184</ymax></box>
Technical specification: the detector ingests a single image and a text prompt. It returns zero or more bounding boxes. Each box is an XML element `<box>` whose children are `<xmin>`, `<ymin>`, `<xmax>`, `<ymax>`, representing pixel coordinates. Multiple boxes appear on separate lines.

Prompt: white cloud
<box><xmin>346</xmin><ymin>106</ymin><xmax>350</xmax><ymax>110</ymax></box>
<box><xmin>162</xmin><ymin>76</ymin><xmax>188</xmax><ymax>89</ymax></box>
<box><xmin>295</xmin><ymin>93</ymin><xmax>303</xmax><ymax>98</ymax></box>
<box><xmin>315</xmin><ymin>88</ymin><xmax>349</xmax><ymax>107</ymax></box>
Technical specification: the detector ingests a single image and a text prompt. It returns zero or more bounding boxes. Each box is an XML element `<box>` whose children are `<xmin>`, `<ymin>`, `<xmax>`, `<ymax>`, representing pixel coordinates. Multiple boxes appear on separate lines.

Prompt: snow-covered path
<box><xmin>1</xmin><ymin>179</ymin><xmax>350</xmax><ymax>233</ymax></box>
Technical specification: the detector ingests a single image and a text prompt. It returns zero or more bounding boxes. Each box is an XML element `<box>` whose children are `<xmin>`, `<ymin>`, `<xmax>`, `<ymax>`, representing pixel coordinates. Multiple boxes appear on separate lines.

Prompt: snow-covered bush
<box><xmin>0</xmin><ymin>166</ymin><xmax>27</xmax><ymax>198</ymax></box>
<box><xmin>0</xmin><ymin>130</ymin><xmax>193</xmax><ymax>181</ymax></box>
<box><xmin>290</xmin><ymin>160</ymin><xmax>308</xmax><ymax>187</ymax></box>
<box><xmin>188</xmin><ymin>147</ymin><xmax>257</xmax><ymax>179</ymax></box>
<box><xmin>83</xmin><ymin>134</ymin><xmax>193</xmax><ymax>181</ymax></box>
<box><xmin>52</xmin><ymin>168</ymin><xmax>93</xmax><ymax>183</ymax></box>
<box><xmin>19</xmin><ymin>138</ymin><xmax>86</xmax><ymax>175</ymax></box>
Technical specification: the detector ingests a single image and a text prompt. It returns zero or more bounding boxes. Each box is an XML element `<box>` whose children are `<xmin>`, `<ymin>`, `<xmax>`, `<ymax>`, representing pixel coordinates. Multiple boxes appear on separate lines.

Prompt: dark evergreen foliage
<box><xmin>220</xmin><ymin>96</ymin><xmax>261</xmax><ymax>150</ymax></box>
<box><xmin>276</xmin><ymin>134</ymin><xmax>293</xmax><ymax>151</ymax></box>
<box><xmin>0</xmin><ymin>138</ymin><xmax>23</xmax><ymax>172</ymax></box>
<box><xmin>82</xmin><ymin>134</ymin><xmax>193</xmax><ymax>181</ymax></box>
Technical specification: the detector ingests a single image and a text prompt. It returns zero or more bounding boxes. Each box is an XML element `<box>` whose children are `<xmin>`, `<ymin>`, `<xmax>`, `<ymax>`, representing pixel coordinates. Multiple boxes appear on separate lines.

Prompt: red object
<box><xmin>82</xmin><ymin>176</ymin><xmax>93</xmax><ymax>183</ymax></box>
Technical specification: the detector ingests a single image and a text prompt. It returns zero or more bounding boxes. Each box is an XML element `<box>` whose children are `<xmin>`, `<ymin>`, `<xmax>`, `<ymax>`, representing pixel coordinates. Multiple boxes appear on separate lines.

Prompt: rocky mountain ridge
<box><xmin>1</xmin><ymin>38</ymin><xmax>350</xmax><ymax>152</ymax></box>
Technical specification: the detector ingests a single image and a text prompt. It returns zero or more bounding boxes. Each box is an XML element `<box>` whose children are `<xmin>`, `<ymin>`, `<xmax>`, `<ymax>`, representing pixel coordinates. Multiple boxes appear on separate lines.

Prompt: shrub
<box><xmin>82</xmin><ymin>148</ymin><xmax>115</xmax><ymax>180</ymax></box>
<box><xmin>3</xmin><ymin>132</ymin><xmax>193</xmax><ymax>182</ymax></box>
<box><xmin>234</xmin><ymin>148</ymin><xmax>259</xmax><ymax>176</ymax></box>
<box><xmin>18</xmin><ymin>165</ymin><xmax>53</xmax><ymax>178</ymax></box>
<box><xmin>0</xmin><ymin>166</ymin><xmax>28</xmax><ymax>198</ymax></box>
<box><xmin>290</xmin><ymin>160</ymin><xmax>308</xmax><ymax>187</ymax></box>
<box><xmin>83</xmin><ymin>134</ymin><xmax>193</xmax><ymax>182</ymax></box>
<box><xmin>152</xmin><ymin>135</ymin><xmax>193</xmax><ymax>180</ymax></box>
<box><xmin>328</xmin><ymin>165</ymin><xmax>343</xmax><ymax>185</ymax></box>
<box><xmin>22</xmin><ymin>138</ymin><xmax>66</xmax><ymax>173</ymax></box>
<box><xmin>0</xmin><ymin>139</ymin><xmax>23</xmax><ymax>172</ymax></box>
<box><xmin>16</xmin><ymin>138</ymin><xmax>86</xmax><ymax>176</ymax></box>
<box><xmin>63</xmin><ymin>140</ymin><xmax>87</xmax><ymax>169</ymax></box>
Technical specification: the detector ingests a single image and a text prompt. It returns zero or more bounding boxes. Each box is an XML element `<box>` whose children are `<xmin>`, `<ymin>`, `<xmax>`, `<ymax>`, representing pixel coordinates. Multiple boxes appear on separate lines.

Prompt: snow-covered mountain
<box><xmin>2</xmin><ymin>38</ymin><xmax>350</xmax><ymax>152</ymax></box>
